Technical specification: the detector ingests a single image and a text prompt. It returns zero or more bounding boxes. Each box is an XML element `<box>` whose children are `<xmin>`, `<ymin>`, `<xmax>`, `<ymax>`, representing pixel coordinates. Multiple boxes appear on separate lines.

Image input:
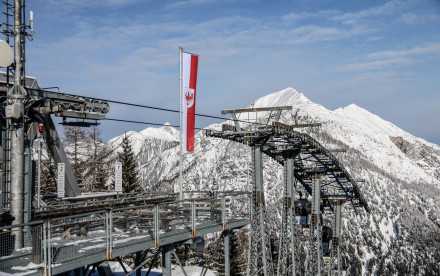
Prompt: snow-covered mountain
<box><xmin>112</xmin><ymin>88</ymin><xmax>440</xmax><ymax>275</ymax></box>
<box><xmin>107</xmin><ymin>122</ymin><xmax>179</xmax><ymax>153</ymax></box>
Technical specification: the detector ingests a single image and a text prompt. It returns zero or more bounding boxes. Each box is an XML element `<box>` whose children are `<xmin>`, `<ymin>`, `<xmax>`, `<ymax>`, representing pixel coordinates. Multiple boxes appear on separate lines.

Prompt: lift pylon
<box><xmin>306</xmin><ymin>174</ymin><xmax>323</xmax><ymax>276</ymax></box>
<box><xmin>329</xmin><ymin>198</ymin><xmax>345</xmax><ymax>275</ymax></box>
<box><xmin>248</xmin><ymin>144</ymin><xmax>274</xmax><ymax>276</ymax></box>
<box><xmin>277</xmin><ymin>151</ymin><xmax>300</xmax><ymax>276</ymax></box>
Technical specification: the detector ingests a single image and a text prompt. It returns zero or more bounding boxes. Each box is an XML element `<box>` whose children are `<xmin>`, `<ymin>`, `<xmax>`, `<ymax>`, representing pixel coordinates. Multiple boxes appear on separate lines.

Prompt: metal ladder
<box><xmin>2</xmin><ymin>127</ymin><xmax>12</xmax><ymax>210</ymax></box>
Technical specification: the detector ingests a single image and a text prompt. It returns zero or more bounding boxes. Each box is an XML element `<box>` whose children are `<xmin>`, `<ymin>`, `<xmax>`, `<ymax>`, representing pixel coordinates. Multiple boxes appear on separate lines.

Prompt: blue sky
<box><xmin>13</xmin><ymin>0</ymin><xmax>440</xmax><ymax>143</ymax></box>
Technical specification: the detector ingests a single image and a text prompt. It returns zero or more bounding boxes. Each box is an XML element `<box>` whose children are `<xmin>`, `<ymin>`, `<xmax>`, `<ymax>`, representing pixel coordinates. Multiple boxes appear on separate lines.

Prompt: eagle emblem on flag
<box><xmin>185</xmin><ymin>88</ymin><xmax>195</xmax><ymax>108</ymax></box>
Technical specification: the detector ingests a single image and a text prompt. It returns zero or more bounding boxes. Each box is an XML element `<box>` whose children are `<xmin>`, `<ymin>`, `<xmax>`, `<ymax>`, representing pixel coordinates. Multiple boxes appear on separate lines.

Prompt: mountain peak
<box><xmin>253</xmin><ymin>87</ymin><xmax>311</xmax><ymax>108</ymax></box>
<box><xmin>161</xmin><ymin>122</ymin><xmax>179</xmax><ymax>137</ymax></box>
<box><xmin>346</xmin><ymin>103</ymin><xmax>360</xmax><ymax>109</ymax></box>
<box><xmin>139</xmin><ymin>124</ymin><xmax>179</xmax><ymax>141</ymax></box>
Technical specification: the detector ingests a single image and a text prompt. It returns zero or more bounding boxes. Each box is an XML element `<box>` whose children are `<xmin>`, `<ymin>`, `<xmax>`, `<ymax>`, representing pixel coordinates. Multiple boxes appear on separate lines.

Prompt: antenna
<box><xmin>29</xmin><ymin>10</ymin><xmax>33</xmax><ymax>39</ymax></box>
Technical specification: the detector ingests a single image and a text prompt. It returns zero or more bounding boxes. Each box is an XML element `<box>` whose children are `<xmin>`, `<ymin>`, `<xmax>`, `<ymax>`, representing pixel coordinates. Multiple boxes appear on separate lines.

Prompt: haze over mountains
<box><xmin>107</xmin><ymin>88</ymin><xmax>440</xmax><ymax>275</ymax></box>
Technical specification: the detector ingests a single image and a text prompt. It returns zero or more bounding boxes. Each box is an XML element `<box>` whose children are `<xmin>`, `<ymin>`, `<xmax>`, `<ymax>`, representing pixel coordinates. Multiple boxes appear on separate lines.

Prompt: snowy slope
<box><xmin>106</xmin><ymin>122</ymin><xmax>179</xmax><ymax>156</ymax></box>
<box><xmin>252</xmin><ymin>88</ymin><xmax>440</xmax><ymax>185</ymax></box>
<box><xmin>88</xmin><ymin>262</ymin><xmax>216</xmax><ymax>276</ymax></box>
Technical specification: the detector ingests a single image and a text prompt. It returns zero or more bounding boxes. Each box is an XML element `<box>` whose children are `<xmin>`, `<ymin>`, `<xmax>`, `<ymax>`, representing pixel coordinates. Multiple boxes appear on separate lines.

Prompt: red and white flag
<box><xmin>181</xmin><ymin>52</ymin><xmax>199</xmax><ymax>151</ymax></box>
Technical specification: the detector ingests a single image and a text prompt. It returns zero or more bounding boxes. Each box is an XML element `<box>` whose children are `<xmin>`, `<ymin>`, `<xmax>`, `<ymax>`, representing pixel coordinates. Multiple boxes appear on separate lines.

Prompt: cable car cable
<box><xmin>105</xmin><ymin>118</ymin><xmax>207</xmax><ymax>131</ymax></box>
<box><xmin>28</xmin><ymin>88</ymin><xmax>270</xmax><ymax>127</ymax></box>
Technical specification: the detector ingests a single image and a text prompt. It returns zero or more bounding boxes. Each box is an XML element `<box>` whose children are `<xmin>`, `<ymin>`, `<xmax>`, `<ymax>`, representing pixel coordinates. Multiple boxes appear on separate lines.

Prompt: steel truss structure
<box><xmin>206</xmin><ymin>108</ymin><xmax>368</xmax><ymax>275</ymax></box>
<box><xmin>0</xmin><ymin>191</ymin><xmax>250</xmax><ymax>275</ymax></box>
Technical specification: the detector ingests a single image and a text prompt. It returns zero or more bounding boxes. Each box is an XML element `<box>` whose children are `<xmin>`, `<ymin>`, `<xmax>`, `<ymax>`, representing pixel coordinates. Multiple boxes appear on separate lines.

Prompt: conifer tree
<box><xmin>63</xmin><ymin>124</ymin><xmax>87</xmax><ymax>188</ymax></box>
<box><xmin>230</xmin><ymin>230</ymin><xmax>247</xmax><ymax>275</ymax></box>
<box><xmin>84</xmin><ymin>126</ymin><xmax>113</xmax><ymax>192</ymax></box>
<box><xmin>208</xmin><ymin>233</ymin><xmax>226</xmax><ymax>275</ymax></box>
<box><xmin>118</xmin><ymin>133</ymin><xmax>140</xmax><ymax>193</ymax></box>
<box><xmin>40</xmin><ymin>163</ymin><xmax>57</xmax><ymax>198</ymax></box>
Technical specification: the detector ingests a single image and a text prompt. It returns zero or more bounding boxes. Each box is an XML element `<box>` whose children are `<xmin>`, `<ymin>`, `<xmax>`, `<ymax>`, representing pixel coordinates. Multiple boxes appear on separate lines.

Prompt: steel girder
<box><xmin>205</xmin><ymin>125</ymin><xmax>368</xmax><ymax>212</ymax></box>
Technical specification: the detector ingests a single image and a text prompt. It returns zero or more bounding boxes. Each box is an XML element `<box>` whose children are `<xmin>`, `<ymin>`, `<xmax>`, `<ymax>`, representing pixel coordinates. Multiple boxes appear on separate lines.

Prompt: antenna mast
<box><xmin>4</xmin><ymin>0</ymin><xmax>33</xmax><ymax>250</ymax></box>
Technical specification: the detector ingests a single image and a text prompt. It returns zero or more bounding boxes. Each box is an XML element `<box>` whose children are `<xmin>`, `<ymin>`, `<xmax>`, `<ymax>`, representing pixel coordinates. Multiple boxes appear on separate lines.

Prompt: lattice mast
<box><xmin>3</xmin><ymin>0</ymin><xmax>33</xmax><ymax>250</ymax></box>
<box><xmin>330</xmin><ymin>198</ymin><xmax>344</xmax><ymax>275</ymax></box>
<box><xmin>277</xmin><ymin>153</ymin><xmax>300</xmax><ymax>276</ymax></box>
<box><xmin>248</xmin><ymin>144</ymin><xmax>274</xmax><ymax>276</ymax></box>
<box><xmin>1</xmin><ymin>0</ymin><xmax>13</xmax><ymax>212</ymax></box>
<box><xmin>306</xmin><ymin>174</ymin><xmax>323</xmax><ymax>275</ymax></box>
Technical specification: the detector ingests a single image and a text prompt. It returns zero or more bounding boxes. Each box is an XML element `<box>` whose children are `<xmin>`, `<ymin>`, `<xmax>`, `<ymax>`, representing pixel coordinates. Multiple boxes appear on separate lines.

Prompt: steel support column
<box><xmin>224</xmin><ymin>230</ymin><xmax>230</xmax><ymax>276</ymax></box>
<box><xmin>23</xmin><ymin>145</ymin><xmax>32</xmax><ymax>247</ymax></box>
<box><xmin>162</xmin><ymin>244</ymin><xmax>172</xmax><ymax>276</ymax></box>
<box><xmin>248</xmin><ymin>145</ymin><xmax>274</xmax><ymax>276</ymax></box>
<box><xmin>306</xmin><ymin>175</ymin><xmax>322</xmax><ymax>276</ymax></box>
<box><xmin>10</xmin><ymin>0</ymin><xmax>26</xmax><ymax>250</ymax></box>
<box><xmin>331</xmin><ymin>199</ymin><xmax>344</xmax><ymax>275</ymax></box>
<box><xmin>277</xmin><ymin>155</ymin><xmax>298</xmax><ymax>276</ymax></box>
<box><xmin>135</xmin><ymin>251</ymin><xmax>143</xmax><ymax>276</ymax></box>
<box><xmin>10</xmin><ymin>121</ymin><xmax>24</xmax><ymax>249</ymax></box>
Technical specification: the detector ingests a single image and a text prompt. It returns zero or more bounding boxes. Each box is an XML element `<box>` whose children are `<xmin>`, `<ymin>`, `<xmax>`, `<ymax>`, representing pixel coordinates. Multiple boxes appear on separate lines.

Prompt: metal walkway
<box><xmin>0</xmin><ymin>191</ymin><xmax>250</xmax><ymax>275</ymax></box>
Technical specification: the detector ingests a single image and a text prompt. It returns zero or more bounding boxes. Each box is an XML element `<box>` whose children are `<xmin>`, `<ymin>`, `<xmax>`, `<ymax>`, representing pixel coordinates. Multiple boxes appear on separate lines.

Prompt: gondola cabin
<box><xmin>322</xmin><ymin>225</ymin><xmax>333</xmax><ymax>264</ymax></box>
<box><xmin>294</xmin><ymin>199</ymin><xmax>311</xmax><ymax>236</ymax></box>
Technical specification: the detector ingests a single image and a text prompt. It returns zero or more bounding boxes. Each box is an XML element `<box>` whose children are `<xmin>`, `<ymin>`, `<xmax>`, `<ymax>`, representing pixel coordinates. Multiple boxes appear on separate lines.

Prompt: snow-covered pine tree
<box><xmin>40</xmin><ymin>163</ymin><xmax>57</xmax><ymax>200</ymax></box>
<box><xmin>63</xmin><ymin>124</ymin><xmax>87</xmax><ymax>188</ymax></box>
<box><xmin>230</xmin><ymin>230</ymin><xmax>247</xmax><ymax>275</ymax></box>
<box><xmin>206</xmin><ymin>233</ymin><xmax>226</xmax><ymax>275</ymax></box>
<box><xmin>83</xmin><ymin>126</ymin><xmax>113</xmax><ymax>192</ymax></box>
<box><xmin>118</xmin><ymin>133</ymin><xmax>140</xmax><ymax>193</ymax></box>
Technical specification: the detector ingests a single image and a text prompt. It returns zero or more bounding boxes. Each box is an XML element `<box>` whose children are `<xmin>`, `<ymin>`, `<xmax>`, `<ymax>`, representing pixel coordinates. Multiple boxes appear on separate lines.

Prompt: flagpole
<box><xmin>179</xmin><ymin>46</ymin><xmax>183</xmax><ymax>203</ymax></box>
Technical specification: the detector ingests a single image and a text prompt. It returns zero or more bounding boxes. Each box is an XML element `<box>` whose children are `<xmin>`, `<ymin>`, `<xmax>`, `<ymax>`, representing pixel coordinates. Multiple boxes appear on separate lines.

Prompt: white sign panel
<box><xmin>115</xmin><ymin>162</ymin><xmax>122</xmax><ymax>193</ymax></box>
<box><xmin>57</xmin><ymin>163</ymin><xmax>65</xmax><ymax>198</ymax></box>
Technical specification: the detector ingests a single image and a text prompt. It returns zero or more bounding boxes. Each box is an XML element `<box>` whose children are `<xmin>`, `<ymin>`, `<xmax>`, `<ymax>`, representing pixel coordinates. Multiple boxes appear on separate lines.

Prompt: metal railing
<box><xmin>0</xmin><ymin>192</ymin><xmax>250</xmax><ymax>275</ymax></box>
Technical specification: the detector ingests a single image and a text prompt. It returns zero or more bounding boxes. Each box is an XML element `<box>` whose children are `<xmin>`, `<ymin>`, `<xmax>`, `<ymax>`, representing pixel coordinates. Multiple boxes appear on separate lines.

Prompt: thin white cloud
<box><xmin>335</xmin><ymin>58</ymin><xmax>412</xmax><ymax>72</ymax></box>
<box><xmin>45</xmin><ymin>0</ymin><xmax>142</xmax><ymax>8</ymax></box>
<box><xmin>165</xmin><ymin>0</ymin><xmax>220</xmax><ymax>9</ymax></box>
<box><xmin>30</xmin><ymin>8</ymin><xmax>378</xmax><ymax>82</ymax></box>
<box><xmin>286</xmin><ymin>24</ymin><xmax>371</xmax><ymax>44</ymax></box>
<box><xmin>282</xmin><ymin>10</ymin><xmax>339</xmax><ymax>22</ymax></box>
<box><xmin>282</xmin><ymin>0</ymin><xmax>409</xmax><ymax>26</ymax></box>
<box><xmin>400</xmin><ymin>13</ymin><xmax>419</xmax><ymax>24</ymax></box>
<box><xmin>332</xmin><ymin>0</ymin><xmax>406</xmax><ymax>24</ymax></box>
<box><xmin>334</xmin><ymin>43</ymin><xmax>440</xmax><ymax>72</ymax></box>
<box><xmin>366</xmin><ymin>43</ymin><xmax>440</xmax><ymax>59</ymax></box>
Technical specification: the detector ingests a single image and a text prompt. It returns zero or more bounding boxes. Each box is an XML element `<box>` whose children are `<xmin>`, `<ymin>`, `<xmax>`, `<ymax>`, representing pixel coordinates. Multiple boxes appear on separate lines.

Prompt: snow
<box><xmin>10</xmin><ymin>262</ymin><xmax>41</xmax><ymax>271</ymax></box>
<box><xmin>87</xmin><ymin>262</ymin><xmax>216</xmax><ymax>276</ymax></box>
<box><xmin>106</xmin><ymin>123</ymin><xmax>179</xmax><ymax>156</ymax></box>
<box><xmin>334</xmin><ymin>104</ymin><xmax>403</xmax><ymax>137</ymax></box>
<box><xmin>140</xmin><ymin>122</ymin><xmax>179</xmax><ymax>141</ymax></box>
<box><xmin>252</xmin><ymin>88</ymin><xmax>440</xmax><ymax>186</ymax></box>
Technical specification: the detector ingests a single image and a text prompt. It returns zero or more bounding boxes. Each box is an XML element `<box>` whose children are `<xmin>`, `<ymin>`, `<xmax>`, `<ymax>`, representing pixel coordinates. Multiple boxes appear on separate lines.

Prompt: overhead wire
<box><xmin>105</xmin><ymin>118</ymin><xmax>207</xmax><ymax>131</ymax></box>
<box><xmin>28</xmin><ymin>87</ymin><xmax>269</xmax><ymax>127</ymax></box>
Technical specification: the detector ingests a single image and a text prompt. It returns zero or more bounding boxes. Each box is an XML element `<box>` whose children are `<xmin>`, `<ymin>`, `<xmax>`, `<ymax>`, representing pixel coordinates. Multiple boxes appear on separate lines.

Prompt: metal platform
<box><xmin>0</xmin><ymin>192</ymin><xmax>250</xmax><ymax>275</ymax></box>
